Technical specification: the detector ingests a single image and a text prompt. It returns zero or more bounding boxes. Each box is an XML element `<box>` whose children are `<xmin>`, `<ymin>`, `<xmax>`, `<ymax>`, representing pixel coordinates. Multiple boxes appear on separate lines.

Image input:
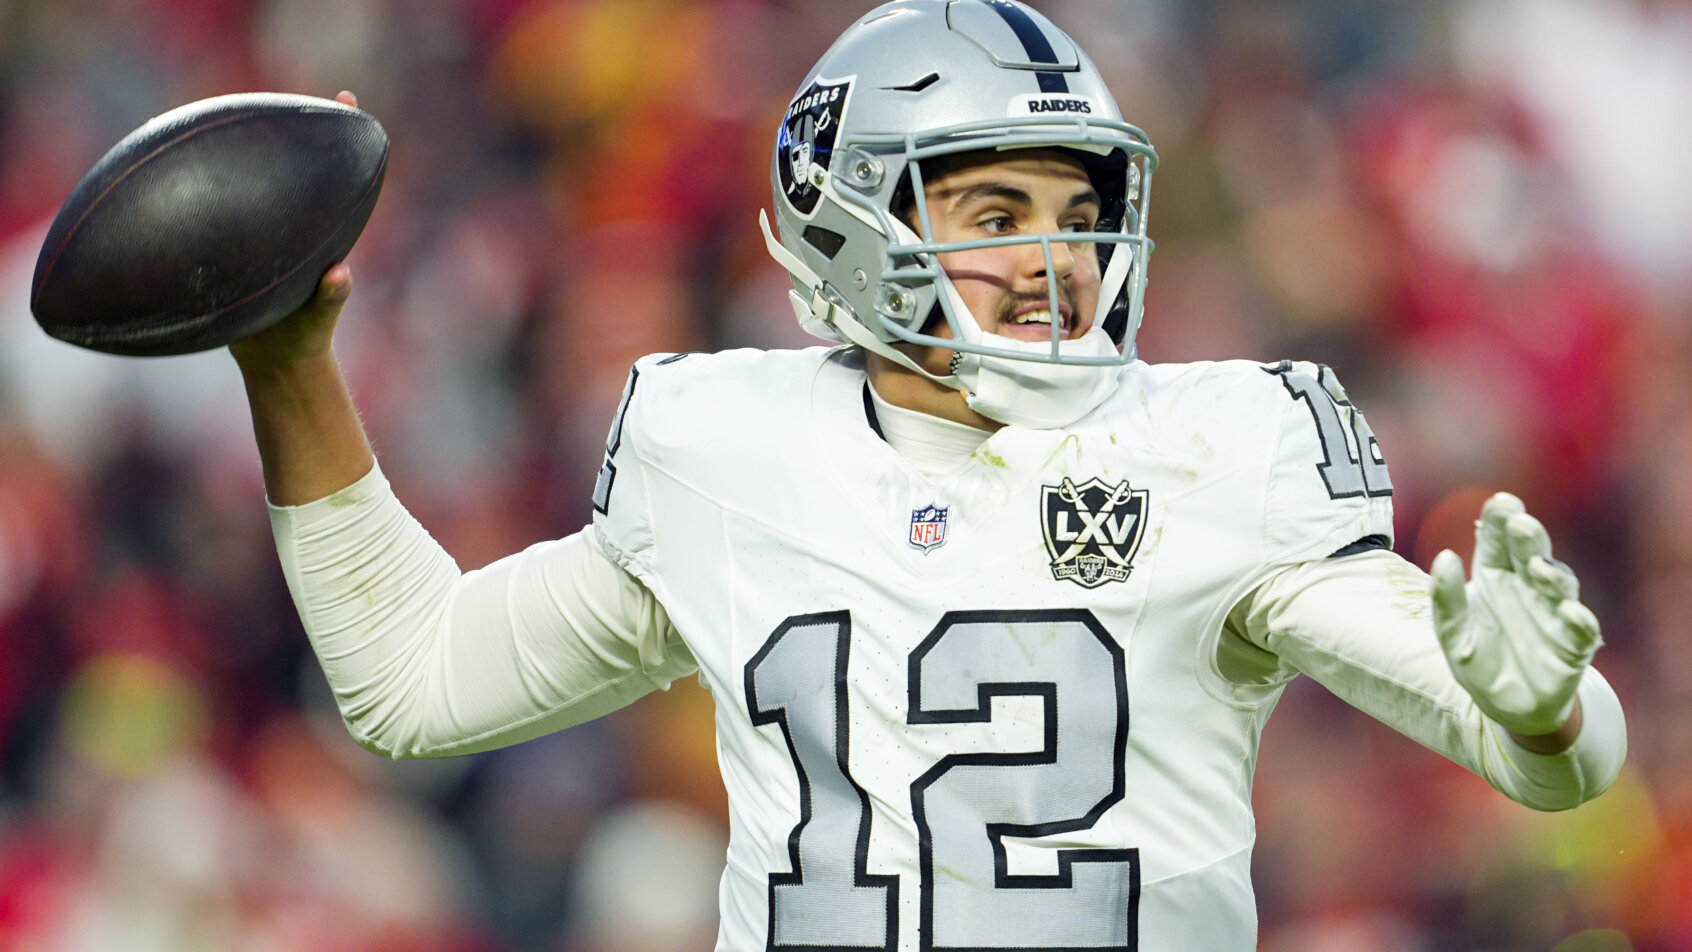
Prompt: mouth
<box><xmin>998</xmin><ymin>300</ymin><xmax>1074</xmax><ymax>341</ymax></box>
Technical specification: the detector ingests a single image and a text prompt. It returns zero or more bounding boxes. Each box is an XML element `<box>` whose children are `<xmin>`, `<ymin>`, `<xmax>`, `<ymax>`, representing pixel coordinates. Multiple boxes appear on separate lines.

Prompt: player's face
<box><xmin>917</xmin><ymin>149</ymin><xmax>1103</xmax><ymax>349</ymax></box>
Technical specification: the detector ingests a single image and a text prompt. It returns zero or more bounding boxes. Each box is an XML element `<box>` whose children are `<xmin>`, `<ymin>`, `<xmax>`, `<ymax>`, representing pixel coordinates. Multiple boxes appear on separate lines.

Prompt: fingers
<box><xmin>1526</xmin><ymin>554</ymin><xmax>1579</xmax><ymax>602</ymax></box>
<box><xmin>1498</xmin><ymin>507</ymin><xmax>1586</xmax><ymax>609</ymax></box>
<box><xmin>1473</xmin><ymin>492</ymin><xmax>1524</xmax><ymax>570</ymax></box>
<box><xmin>1504</xmin><ymin>511</ymin><xmax>1551</xmax><ymax>566</ymax></box>
<box><xmin>1430</xmin><ymin>549</ymin><xmax>1474</xmax><ymax>662</ymax></box>
<box><xmin>322</xmin><ymin>262</ymin><xmax>352</xmax><ymax>296</ymax></box>
<box><xmin>305</xmin><ymin>263</ymin><xmax>353</xmax><ymax>315</ymax></box>
<box><xmin>1492</xmin><ymin>501</ymin><xmax>1601</xmax><ymax>662</ymax></box>
<box><xmin>1476</xmin><ymin>494</ymin><xmax>1583</xmax><ymax>600</ymax></box>
<box><xmin>229</xmin><ymin>264</ymin><xmax>353</xmax><ymax>368</ymax></box>
<box><xmin>1556</xmin><ymin>600</ymin><xmax>1603</xmax><ymax>659</ymax></box>
<box><xmin>336</xmin><ymin>90</ymin><xmax>359</xmax><ymax>109</ymax></box>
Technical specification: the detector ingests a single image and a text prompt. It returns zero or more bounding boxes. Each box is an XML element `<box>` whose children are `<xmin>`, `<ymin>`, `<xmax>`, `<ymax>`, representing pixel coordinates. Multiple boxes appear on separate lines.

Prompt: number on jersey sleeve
<box><xmin>591</xmin><ymin>365</ymin><xmax>641</xmax><ymax>515</ymax></box>
<box><xmin>1264</xmin><ymin>360</ymin><xmax>1392</xmax><ymax>500</ymax></box>
<box><xmin>747</xmin><ymin>610</ymin><xmax>1139</xmax><ymax>952</ymax></box>
<box><xmin>592</xmin><ymin>353</ymin><xmax>693</xmax><ymax>515</ymax></box>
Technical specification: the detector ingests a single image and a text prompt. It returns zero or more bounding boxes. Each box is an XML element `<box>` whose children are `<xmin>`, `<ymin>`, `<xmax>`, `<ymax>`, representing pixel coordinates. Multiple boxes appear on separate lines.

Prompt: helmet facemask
<box><xmin>876</xmin><ymin>132</ymin><xmax>1153</xmax><ymax>371</ymax></box>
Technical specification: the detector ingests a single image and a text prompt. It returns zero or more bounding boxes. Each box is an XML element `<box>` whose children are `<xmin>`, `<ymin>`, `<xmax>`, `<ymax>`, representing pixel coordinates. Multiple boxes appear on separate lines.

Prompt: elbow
<box><xmin>346</xmin><ymin>726</ymin><xmax>410</xmax><ymax>760</ymax></box>
<box><xmin>344</xmin><ymin>723</ymin><xmax>466</xmax><ymax>760</ymax></box>
<box><xmin>337</xmin><ymin>717</ymin><xmax>418</xmax><ymax>760</ymax></box>
<box><xmin>337</xmin><ymin>693</ymin><xmax>500</xmax><ymax>758</ymax></box>
<box><xmin>332</xmin><ymin>693</ymin><xmax>446</xmax><ymax>760</ymax></box>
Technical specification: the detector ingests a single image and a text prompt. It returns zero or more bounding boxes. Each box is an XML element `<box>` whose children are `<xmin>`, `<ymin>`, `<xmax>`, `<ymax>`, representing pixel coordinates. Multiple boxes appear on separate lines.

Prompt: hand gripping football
<box><xmin>30</xmin><ymin>93</ymin><xmax>388</xmax><ymax>356</ymax></box>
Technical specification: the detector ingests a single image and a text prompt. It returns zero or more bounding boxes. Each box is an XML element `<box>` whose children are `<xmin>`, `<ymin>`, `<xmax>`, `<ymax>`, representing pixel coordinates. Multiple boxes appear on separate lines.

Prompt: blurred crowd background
<box><xmin>0</xmin><ymin>0</ymin><xmax>1688</xmax><ymax>949</ymax></box>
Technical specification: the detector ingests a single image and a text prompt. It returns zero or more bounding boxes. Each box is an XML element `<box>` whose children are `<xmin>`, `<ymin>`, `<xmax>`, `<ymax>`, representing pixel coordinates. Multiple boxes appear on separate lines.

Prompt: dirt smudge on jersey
<box><xmin>1384</xmin><ymin>557</ymin><xmax>1431</xmax><ymax>619</ymax></box>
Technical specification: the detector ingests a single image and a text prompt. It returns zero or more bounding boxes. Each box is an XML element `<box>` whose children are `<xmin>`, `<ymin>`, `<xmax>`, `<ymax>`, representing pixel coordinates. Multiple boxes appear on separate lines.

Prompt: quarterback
<box><xmin>231</xmin><ymin>2</ymin><xmax>1626</xmax><ymax>949</ymax></box>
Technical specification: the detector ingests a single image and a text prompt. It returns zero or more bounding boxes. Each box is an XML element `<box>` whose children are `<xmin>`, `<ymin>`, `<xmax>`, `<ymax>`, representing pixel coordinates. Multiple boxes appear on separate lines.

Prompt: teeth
<box><xmin>1012</xmin><ymin>310</ymin><xmax>1055</xmax><ymax>325</ymax></box>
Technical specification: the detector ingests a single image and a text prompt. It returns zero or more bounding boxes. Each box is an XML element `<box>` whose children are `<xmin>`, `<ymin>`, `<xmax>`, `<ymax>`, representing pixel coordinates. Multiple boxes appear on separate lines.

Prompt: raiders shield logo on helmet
<box><xmin>776</xmin><ymin>77</ymin><xmax>852</xmax><ymax>216</ymax></box>
<box><xmin>1040</xmin><ymin>476</ymin><xmax>1148</xmax><ymax>588</ymax></box>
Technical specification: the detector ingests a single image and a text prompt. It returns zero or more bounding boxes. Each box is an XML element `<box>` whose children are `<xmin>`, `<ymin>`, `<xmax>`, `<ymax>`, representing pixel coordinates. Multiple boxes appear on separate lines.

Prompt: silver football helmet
<box><xmin>761</xmin><ymin>0</ymin><xmax>1157</xmax><ymax>386</ymax></box>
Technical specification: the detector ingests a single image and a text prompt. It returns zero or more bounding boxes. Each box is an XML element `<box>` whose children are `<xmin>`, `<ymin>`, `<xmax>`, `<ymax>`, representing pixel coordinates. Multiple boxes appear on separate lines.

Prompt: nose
<box><xmin>1025</xmin><ymin>224</ymin><xmax>1078</xmax><ymax>285</ymax></box>
<box><xmin>1045</xmin><ymin>235</ymin><xmax>1077</xmax><ymax>279</ymax></box>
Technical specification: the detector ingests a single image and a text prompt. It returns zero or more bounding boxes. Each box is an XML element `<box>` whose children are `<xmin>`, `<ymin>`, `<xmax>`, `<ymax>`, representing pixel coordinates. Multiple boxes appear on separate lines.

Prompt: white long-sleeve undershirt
<box><xmin>1224</xmin><ymin>550</ymin><xmax>1625</xmax><ymax>811</ymax></box>
<box><xmin>865</xmin><ymin>382</ymin><xmax>995</xmax><ymax>480</ymax></box>
<box><xmin>270</xmin><ymin>462</ymin><xmax>693</xmax><ymax>759</ymax></box>
<box><xmin>269</xmin><ymin>462</ymin><xmax>1624</xmax><ymax>811</ymax></box>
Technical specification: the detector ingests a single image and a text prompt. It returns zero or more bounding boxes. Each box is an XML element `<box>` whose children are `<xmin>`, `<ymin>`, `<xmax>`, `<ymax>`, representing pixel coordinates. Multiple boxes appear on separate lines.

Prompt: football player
<box><xmin>231</xmin><ymin>2</ymin><xmax>1626</xmax><ymax>949</ymax></box>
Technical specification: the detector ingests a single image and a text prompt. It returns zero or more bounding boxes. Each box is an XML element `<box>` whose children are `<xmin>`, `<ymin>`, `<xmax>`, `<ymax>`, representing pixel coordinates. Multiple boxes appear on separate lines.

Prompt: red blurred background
<box><xmin>0</xmin><ymin>1</ymin><xmax>1687</xmax><ymax>949</ymax></box>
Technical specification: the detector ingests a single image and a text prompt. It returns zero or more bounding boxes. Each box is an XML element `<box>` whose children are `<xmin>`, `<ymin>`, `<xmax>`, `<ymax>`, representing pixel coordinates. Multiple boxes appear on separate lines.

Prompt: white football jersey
<box><xmin>591</xmin><ymin>346</ymin><xmax>1394</xmax><ymax>952</ymax></box>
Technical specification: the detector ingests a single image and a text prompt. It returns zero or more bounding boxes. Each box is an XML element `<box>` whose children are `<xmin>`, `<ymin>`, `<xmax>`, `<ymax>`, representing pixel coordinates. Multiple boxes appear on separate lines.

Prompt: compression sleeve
<box><xmin>269</xmin><ymin>462</ymin><xmax>697</xmax><ymax>759</ymax></box>
<box><xmin>1228</xmin><ymin>549</ymin><xmax>1626</xmax><ymax>811</ymax></box>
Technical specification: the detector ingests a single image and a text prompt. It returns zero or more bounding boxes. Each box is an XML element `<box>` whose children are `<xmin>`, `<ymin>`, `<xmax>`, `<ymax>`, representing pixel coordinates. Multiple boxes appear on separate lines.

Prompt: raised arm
<box><xmin>228</xmin><ymin>92</ymin><xmax>376</xmax><ymax>507</ymax></box>
<box><xmin>227</xmin><ymin>94</ymin><xmax>695</xmax><ymax>757</ymax></box>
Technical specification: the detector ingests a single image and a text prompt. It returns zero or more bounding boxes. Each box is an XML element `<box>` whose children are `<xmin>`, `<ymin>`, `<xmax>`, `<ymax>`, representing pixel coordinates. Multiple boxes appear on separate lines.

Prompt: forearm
<box><xmin>240</xmin><ymin>350</ymin><xmax>375</xmax><ymax>505</ymax></box>
<box><xmin>230</xmin><ymin>262</ymin><xmax>374</xmax><ymax>506</ymax></box>
<box><xmin>1233</xmin><ymin>551</ymin><xmax>1626</xmax><ymax>810</ymax></box>
<box><xmin>271</xmin><ymin>465</ymin><xmax>695</xmax><ymax>757</ymax></box>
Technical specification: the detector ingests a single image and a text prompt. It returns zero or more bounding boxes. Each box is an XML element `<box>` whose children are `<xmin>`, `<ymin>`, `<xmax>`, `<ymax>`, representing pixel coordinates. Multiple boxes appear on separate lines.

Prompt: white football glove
<box><xmin>1430</xmin><ymin>492</ymin><xmax>1602</xmax><ymax>738</ymax></box>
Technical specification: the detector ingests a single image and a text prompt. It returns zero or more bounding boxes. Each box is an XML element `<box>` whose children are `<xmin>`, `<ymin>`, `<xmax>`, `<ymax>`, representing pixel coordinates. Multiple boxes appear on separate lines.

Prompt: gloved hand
<box><xmin>1430</xmin><ymin>493</ymin><xmax>1602</xmax><ymax>738</ymax></box>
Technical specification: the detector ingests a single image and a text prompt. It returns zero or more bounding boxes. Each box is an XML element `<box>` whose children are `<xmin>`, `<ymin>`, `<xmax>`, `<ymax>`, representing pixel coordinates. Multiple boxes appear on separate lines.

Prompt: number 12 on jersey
<box><xmin>745</xmin><ymin>610</ymin><xmax>1140</xmax><ymax>952</ymax></box>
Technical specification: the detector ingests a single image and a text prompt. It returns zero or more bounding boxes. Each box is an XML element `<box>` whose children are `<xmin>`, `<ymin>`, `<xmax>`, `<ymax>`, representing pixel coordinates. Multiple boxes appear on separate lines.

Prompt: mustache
<box><xmin>997</xmin><ymin>285</ymin><xmax>1078</xmax><ymax>326</ymax></box>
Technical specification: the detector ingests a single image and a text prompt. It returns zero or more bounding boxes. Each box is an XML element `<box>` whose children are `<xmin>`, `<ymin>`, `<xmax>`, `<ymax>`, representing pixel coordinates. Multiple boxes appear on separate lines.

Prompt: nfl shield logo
<box><xmin>909</xmin><ymin>504</ymin><xmax>949</xmax><ymax>553</ymax></box>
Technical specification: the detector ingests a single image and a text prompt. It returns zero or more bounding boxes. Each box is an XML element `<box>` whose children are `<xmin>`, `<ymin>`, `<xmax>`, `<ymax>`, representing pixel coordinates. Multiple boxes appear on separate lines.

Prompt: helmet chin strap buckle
<box><xmin>789</xmin><ymin>289</ymin><xmax>842</xmax><ymax>342</ymax></box>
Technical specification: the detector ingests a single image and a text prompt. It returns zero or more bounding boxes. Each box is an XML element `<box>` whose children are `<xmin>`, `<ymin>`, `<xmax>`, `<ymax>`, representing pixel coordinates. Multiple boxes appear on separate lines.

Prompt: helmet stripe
<box><xmin>979</xmin><ymin>0</ymin><xmax>1070</xmax><ymax>93</ymax></box>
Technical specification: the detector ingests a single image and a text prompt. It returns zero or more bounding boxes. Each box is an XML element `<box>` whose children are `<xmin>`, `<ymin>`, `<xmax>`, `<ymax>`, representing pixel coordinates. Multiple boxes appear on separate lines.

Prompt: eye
<box><xmin>978</xmin><ymin>215</ymin><xmax>1016</xmax><ymax>236</ymax></box>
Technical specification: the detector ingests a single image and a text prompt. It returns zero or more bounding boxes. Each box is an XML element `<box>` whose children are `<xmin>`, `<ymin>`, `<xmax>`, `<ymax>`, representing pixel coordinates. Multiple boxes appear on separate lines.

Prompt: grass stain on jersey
<box><xmin>974</xmin><ymin>446</ymin><xmax>1008</xmax><ymax>469</ymax></box>
<box><xmin>1000</xmin><ymin>620</ymin><xmax>1041</xmax><ymax>668</ymax></box>
<box><xmin>1384</xmin><ymin>557</ymin><xmax>1432</xmax><ymax>619</ymax></box>
<box><xmin>1035</xmin><ymin>434</ymin><xmax>1083</xmax><ymax>473</ymax></box>
<box><xmin>345</xmin><ymin>573</ymin><xmax>379</xmax><ymax>609</ymax></box>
